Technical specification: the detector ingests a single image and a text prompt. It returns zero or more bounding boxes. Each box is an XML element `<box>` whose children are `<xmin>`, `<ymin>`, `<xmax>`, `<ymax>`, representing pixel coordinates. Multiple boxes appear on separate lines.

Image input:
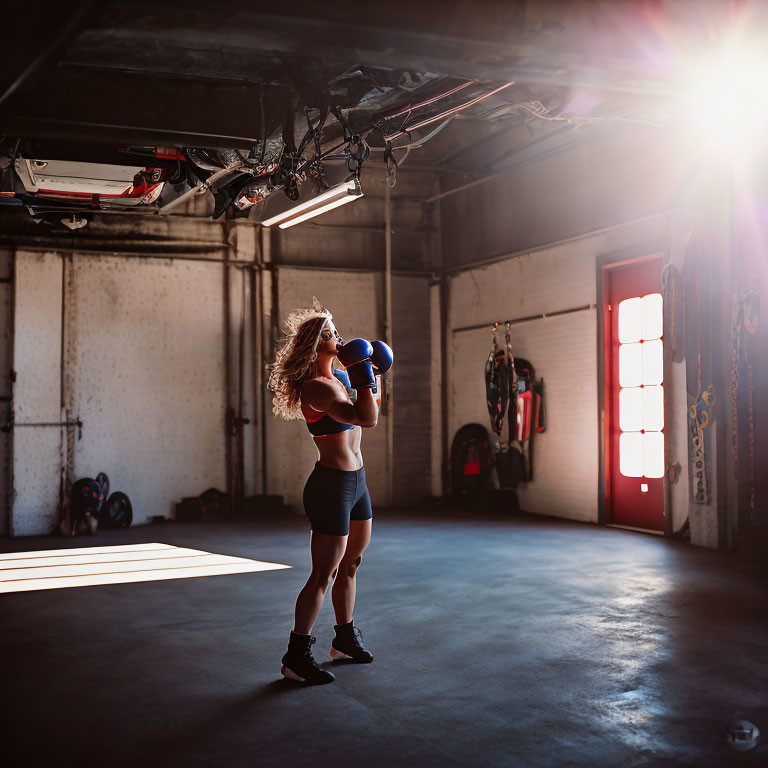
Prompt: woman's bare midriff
<box><xmin>301</xmin><ymin>372</ymin><xmax>368</xmax><ymax>471</ymax></box>
<box><xmin>313</xmin><ymin>426</ymin><xmax>363</xmax><ymax>471</ymax></box>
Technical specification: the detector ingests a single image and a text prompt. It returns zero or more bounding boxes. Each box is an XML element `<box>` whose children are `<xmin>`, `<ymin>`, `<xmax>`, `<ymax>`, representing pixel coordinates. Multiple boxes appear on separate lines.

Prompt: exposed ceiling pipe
<box><xmin>383</xmin><ymin>82</ymin><xmax>516</xmax><ymax>142</ymax></box>
<box><xmin>383</xmin><ymin>175</ymin><xmax>394</xmax><ymax>506</ymax></box>
<box><xmin>381</xmin><ymin>80</ymin><xmax>474</xmax><ymax>121</ymax></box>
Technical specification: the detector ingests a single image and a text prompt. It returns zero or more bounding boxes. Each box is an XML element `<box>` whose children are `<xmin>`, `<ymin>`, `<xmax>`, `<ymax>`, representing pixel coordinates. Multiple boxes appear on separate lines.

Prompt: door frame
<box><xmin>596</xmin><ymin>241</ymin><xmax>671</xmax><ymax>535</ymax></box>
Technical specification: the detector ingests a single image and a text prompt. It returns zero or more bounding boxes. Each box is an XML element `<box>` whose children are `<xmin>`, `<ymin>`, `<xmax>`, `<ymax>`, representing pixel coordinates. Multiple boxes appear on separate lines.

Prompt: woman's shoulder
<box><xmin>302</xmin><ymin>375</ymin><xmax>335</xmax><ymax>391</ymax></box>
<box><xmin>301</xmin><ymin>376</ymin><xmax>335</xmax><ymax>402</ymax></box>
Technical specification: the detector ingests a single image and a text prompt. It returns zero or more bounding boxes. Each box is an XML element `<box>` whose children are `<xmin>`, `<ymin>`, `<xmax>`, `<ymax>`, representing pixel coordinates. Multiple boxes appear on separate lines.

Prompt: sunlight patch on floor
<box><xmin>0</xmin><ymin>542</ymin><xmax>290</xmax><ymax>593</ymax></box>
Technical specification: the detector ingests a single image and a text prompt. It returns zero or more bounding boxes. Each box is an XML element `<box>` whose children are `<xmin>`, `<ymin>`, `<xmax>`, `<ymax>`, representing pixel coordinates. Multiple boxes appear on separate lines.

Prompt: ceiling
<box><xmin>0</xmin><ymin>1</ymin><xmax>733</xmax><ymax>224</ymax></box>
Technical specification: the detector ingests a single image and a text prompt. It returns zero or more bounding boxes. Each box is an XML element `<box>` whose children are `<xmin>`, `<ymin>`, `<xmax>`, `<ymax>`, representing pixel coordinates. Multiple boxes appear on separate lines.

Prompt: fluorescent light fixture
<box><xmin>279</xmin><ymin>193</ymin><xmax>359</xmax><ymax>229</ymax></box>
<box><xmin>262</xmin><ymin>178</ymin><xmax>363</xmax><ymax>228</ymax></box>
<box><xmin>0</xmin><ymin>543</ymin><xmax>290</xmax><ymax>593</ymax></box>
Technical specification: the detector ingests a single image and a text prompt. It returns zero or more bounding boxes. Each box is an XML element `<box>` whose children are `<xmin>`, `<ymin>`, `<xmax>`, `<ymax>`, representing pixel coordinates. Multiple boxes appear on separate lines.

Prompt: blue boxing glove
<box><xmin>332</xmin><ymin>368</ymin><xmax>357</xmax><ymax>403</ymax></box>
<box><xmin>336</xmin><ymin>338</ymin><xmax>376</xmax><ymax>389</ymax></box>
<box><xmin>370</xmin><ymin>341</ymin><xmax>394</xmax><ymax>375</ymax></box>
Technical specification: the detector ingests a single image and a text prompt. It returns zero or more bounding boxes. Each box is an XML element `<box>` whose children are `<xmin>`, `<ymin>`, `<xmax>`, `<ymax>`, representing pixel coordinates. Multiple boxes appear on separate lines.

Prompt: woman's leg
<box><xmin>293</xmin><ymin>531</ymin><xmax>348</xmax><ymax>635</ymax></box>
<box><xmin>331</xmin><ymin>518</ymin><xmax>372</xmax><ymax>625</ymax></box>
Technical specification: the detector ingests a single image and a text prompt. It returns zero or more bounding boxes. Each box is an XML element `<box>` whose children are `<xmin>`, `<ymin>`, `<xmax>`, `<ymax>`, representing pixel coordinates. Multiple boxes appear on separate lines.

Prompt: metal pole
<box><xmin>237</xmin><ymin>263</ymin><xmax>247</xmax><ymax>513</ymax></box>
<box><xmin>5</xmin><ymin>250</ymin><xmax>15</xmax><ymax>536</ymax></box>
<box><xmin>440</xmin><ymin>271</ymin><xmax>449</xmax><ymax>496</ymax></box>
<box><xmin>223</xmin><ymin>220</ymin><xmax>234</xmax><ymax>515</ymax></box>
<box><xmin>260</xmin><ymin>227</ymin><xmax>272</xmax><ymax>495</ymax></box>
<box><xmin>252</xmin><ymin>264</ymin><xmax>264</xmax><ymax>496</ymax></box>
<box><xmin>384</xmin><ymin>178</ymin><xmax>394</xmax><ymax>506</ymax></box>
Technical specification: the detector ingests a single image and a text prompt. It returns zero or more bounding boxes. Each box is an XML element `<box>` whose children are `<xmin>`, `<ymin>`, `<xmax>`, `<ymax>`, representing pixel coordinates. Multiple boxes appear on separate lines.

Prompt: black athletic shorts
<box><xmin>303</xmin><ymin>462</ymin><xmax>373</xmax><ymax>536</ymax></box>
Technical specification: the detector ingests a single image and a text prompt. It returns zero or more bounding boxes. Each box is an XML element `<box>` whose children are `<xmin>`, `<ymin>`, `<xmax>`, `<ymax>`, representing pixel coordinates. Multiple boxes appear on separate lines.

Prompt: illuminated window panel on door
<box><xmin>641</xmin><ymin>293</ymin><xmax>663</xmax><ymax>340</ymax></box>
<box><xmin>618</xmin><ymin>297</ymin><xmax>642</xmax><ymax>343</ymax></box>
<box><xmin>620</xmin><ymin>385</ymin><xmax>664</xmax><ymax>433</ymax></box>
<box><xmin>619</xmin><ymin>432</ymin><xmax>644</xmax><ymax>477</ymax></box>
<box><xmin>619</xmin><ymin>343</ymin><xmax>642</xmax><ymax>387</ymax></box>
<box><xmin>619</xmin><ymin>387</ymin><xmax>643</xmax><ymax>432</ymax></box>
<box><xmin>642</xmin><ymin>385</ymin><xmax>664</xmax><ymax>431</ymax></box>
<box><xmin>617</xmin><ymin>292</ymin><xmax>664</xmax><ymax>479</ymax></box>
<box><xmin>642</xmin><ymin>339</ymin><xmax>663</xmax><ymax>385</ymax></box>
<box><xmin>643</xmin><ymin>432</ymin><xmax>665</xmax><ymax>478</ymax></box>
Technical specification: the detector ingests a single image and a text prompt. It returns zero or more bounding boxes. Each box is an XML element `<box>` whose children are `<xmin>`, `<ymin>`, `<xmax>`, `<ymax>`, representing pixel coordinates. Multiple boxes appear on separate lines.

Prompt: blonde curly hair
<box><xmin>268</xmin><ymin>298</ymin><xmax>333</xmax><ymax>420</ymax></box>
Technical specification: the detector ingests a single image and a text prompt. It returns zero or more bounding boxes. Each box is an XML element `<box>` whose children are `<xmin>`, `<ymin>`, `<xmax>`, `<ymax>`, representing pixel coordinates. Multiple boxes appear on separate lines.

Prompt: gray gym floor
<box><xmin>3</xmin><ymin>510</ymin><xmax>766</xmax><ymax>767</ymax></box>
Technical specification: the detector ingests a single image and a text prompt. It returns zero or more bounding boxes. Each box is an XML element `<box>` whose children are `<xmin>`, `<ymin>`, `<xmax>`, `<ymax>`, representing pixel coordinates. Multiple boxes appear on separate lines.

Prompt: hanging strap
<box><xmin>485</xmin><ymin>323</ymin><xmax>508</xmax><ymax>436</ymax></box>
<box><xmin>504</xmin><ymin>322</ymin><xmax>516</xmax><ymax>449</ymax></box>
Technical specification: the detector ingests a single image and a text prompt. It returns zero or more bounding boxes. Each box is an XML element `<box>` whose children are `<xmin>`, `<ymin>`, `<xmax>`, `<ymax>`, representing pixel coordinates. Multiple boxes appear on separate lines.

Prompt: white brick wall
<box><xmin>65</xmin><ymin>256</ymin><xmax>228</xmax><ymax>526</ymax></box>
<box><xmin>444</xmin><ymin>212</ymin><xmax>691</xmax><ymax>526</ymax></box>
<box><xmin>11</xmin><ymin>252</ymin><xmax>231</xmax><ymax>534</ymax></box>
<box><xmin>429</xmin><ymin>282</ymin><xmax>442</xmax><ymax>496</ymax></box>
<box><xmin>12</xmin><ymin>252</ymin><xmax>63</xmax><ymax>536</ymax></box>
<box><xmin>447</xmin><ymin>246</ymin><xmax>598</xmax><ymax>522</ymax></box>
<box><xmin>512</xmin><ymin>312</ymin><xmax>598</xmax><ymax>520</ymax></box>
<box><xmin>392</xmin><ymin>276</ymin><xmax>432</xmax><ymax>504</ymax></box>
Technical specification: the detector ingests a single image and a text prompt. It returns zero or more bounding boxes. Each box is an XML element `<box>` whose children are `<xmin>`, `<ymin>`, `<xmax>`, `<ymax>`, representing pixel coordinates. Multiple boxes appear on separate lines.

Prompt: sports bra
<box><xmin>302</xmin><ymin>369</ymin><xmax>356</xmax><ymax>437</ymax></box>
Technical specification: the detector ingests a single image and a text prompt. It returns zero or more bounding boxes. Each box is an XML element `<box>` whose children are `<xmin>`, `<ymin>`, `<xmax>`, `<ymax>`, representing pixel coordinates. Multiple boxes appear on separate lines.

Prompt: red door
<box><xmin>604</xmin><ymin>255</ymin><xmax>665</xmax><ymax>531</ymax></box>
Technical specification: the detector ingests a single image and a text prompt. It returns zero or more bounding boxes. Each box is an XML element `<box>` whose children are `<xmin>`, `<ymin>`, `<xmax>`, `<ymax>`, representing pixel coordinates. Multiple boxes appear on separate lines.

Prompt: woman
<box><xmin>268</xmin><ymin>300</ymin><xmax>392</xmax><ymax>685</ymax></box>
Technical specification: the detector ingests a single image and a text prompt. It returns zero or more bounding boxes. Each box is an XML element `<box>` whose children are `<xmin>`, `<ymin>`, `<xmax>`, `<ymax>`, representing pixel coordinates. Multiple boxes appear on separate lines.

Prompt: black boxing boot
<box><xmin>330</xmin><ymin>621</ymin><xmax>373</xmax><ymax>663</ymax></box>
<box><xmin>281</xmin><ymin>631</ymin><xmax>335</xmax><ymax>684</ymax></box>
